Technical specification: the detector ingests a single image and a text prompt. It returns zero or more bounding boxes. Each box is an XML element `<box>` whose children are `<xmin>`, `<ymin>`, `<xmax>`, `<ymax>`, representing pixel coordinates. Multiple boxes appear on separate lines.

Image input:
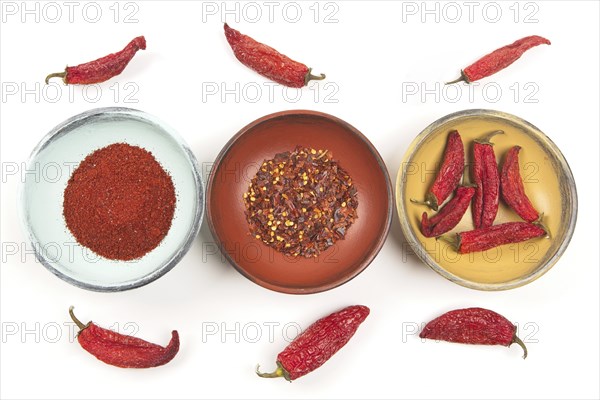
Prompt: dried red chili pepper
<box><xmin>441</xmin><ymin>221</ymin><xmax>546</xmax><ymax>254</ymax></box>
<box><xmin>224</xmin><ymin>23</ymin><xmax>325</xmax><ymax>88</ymax></box>
<box><xmin>63</xmin><ymin>143</ymin><xmax>176</xmax><ymax>261</ymax></box>
<box><xmin>420</xmin><ymin>307</ymin><xmax>527</xmax><ymax>359</ymax></box>
<box><xmin>69</xmin><ymin>307</ymin><xmax>179</xmax><ymax>368</ymax></box>
<box><xmin>447</xmin><ymin>35</ymin><xmax>550</xmax><ymax>84</ymax></box>
<box><xmin>421</xmin><ymin>186</ymin><xmax>475</xmax><ymax>238</ymax></box>
<box><xmin>471</xmin><ymin>130</ymin><xmax>503</xmax><ymax>228</ymax></box>
<box><xmin>500</xmin><ymin>146</ymin><xmax>540</xmax><ymax>223</ymax></box>
<box><xmin>256</xmin><ymin>305</ymin><xmax>369</xmax><ymax>381</ymax></box>
<box><xmin>45</xmin><ymin>36</ymin><xmax>146</xmax><ymax>84</ymax></box>
<box><xmin>412</xmin><ymin>130</ymin><xmax>464</xmax><ymax>211</ymax></box>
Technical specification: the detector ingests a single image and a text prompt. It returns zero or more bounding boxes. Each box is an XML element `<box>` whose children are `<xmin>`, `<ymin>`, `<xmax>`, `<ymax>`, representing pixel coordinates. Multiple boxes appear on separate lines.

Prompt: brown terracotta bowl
<box><xmin>207</xmin><ymin>110</ymin><xmax>392</xmax><ymax>294</ymax></box>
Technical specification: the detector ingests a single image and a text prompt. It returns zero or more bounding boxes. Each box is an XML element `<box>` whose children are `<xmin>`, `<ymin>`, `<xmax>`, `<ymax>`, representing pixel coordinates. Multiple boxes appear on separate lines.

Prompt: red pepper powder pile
<box><xmin>63</xmin><ymin>143</ymin><xmax>176</xmax><ymax>261</ymax></box>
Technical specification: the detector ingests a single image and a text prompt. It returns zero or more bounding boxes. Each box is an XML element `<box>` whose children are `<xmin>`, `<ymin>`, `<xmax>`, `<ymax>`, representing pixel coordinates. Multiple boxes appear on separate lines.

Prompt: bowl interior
<box><xmin>208</xmin><ymin>111</ymin><xmax>392</xmax><ymax>294</ymax></box>
<box><xmin>397</xmin><ymin>110</ymin><xmax>577</xmax><ymax>290</ymax></box>
<box><xmin>21</xmin><ymin>108</ymin><xmax>203</xmax><ymax>291</ymax></box>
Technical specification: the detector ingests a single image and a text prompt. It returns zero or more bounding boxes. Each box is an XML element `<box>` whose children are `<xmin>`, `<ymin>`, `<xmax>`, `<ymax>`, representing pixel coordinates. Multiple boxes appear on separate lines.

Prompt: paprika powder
<box><xmin>63</xmin><ymin>143</ymin><xmax>176</xmax><ymax>261</ymax></box>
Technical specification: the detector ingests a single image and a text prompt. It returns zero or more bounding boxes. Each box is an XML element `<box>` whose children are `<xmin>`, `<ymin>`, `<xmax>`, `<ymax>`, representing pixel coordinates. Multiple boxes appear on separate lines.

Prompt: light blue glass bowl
<box><xmin>20</xmin><ymin>107</ymin><xmax>204</xmax><ymax>292</ymax></box>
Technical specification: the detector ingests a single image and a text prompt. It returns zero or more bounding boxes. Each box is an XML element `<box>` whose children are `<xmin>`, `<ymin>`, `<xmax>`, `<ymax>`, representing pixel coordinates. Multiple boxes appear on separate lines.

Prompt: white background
<box><xmin>1</xmin><ymin>1</ymin><xmax>599</xmax><ymax>399</ymax></box>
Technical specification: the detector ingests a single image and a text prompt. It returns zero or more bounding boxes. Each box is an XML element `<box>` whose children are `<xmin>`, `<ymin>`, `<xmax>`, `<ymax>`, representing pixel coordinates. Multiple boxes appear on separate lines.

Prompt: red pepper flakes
<box><xmin>243</xmin><ymin>146</ymin><xmax>358</xmax><ymax>258</ymax></box>
<box><xmin>63</xmin><ymin>143</ymin><xmax>176</xmax><ymax>261</ymax></box>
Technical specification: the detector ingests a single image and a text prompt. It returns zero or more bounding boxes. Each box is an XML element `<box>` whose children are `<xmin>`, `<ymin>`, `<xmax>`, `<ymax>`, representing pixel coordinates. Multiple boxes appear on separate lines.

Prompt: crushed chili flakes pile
<box><xmin>243</xmin><ymin>146</ymin><xmax>358</xmax><ymax>258</ymax></box>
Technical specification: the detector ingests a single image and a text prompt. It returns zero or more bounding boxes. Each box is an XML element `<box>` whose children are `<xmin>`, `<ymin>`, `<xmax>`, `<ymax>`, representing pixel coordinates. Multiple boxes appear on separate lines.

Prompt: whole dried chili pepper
<box><xmin>441</xmin><ymin>221</ymin><xmax>546</xmax><ymax>254</ymax></box>
<box><xmin>447</xmin><ymin>35</ymin><xmax>550</xmax><ymax>84</ymax></box>
<box><xmin>471</xmin><ymin>130</ymin><xmax>503</xmax><ymax>229</ymax></box>
<box><xmin>69</xmin><ymin>306</ymin><xmax>179</xmax><ymax>368</ymax></box>
<box><xmin>256</xmin><ymin>305</ymin><xmax>369</xmax><ymax>381</ymax></box>
<box><xmin>45</xmin><ymin>36</ymin><xmax>146</xmax><ymax>84</ymax></box>
<box><xmin>421</xmin><ymin>186</ymin><xmax>475</xmax><ymax>238</ymax></box>
<box><xmin>420</xmin><ymin>307</ymin><xmax>527</xmax><ymax>359</ymax></box>
<box><xmin>412</xmin><ymin>130</ymin><xmax>464</xmax><ymax>211</ymax></box>
<box><xmin>224</xmin><ymin>23</ymin><xmax>325</xmax><ymax>88</ymax></box>
<box><xmin>501</xmin><ymin>146</ymin><xmax>540</xmax><ymax>223</ymax></box>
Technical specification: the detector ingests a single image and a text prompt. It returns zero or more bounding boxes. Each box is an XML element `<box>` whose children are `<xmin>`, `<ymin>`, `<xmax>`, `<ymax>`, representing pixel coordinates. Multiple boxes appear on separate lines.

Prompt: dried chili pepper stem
<box><xmin>45</xmin><ymin>69</ymin><xmax>68</xmax><ymax>84</ymax></box>
<box><xmin>512</xmin><ymin>334</ymin><xmax>528</xmax><ymax>359</ymax></box>
<box><xmin>474</xmin><ymin>130</ymin><xmax>504</xmax><ymax>145</ymax></box>
<box><xmin>69</xmin><ymin>305</ymin><xmax>88</xmax><ymax>330</ymax></box>
<box><xmin>410</xmin><ymin>193</ymin><xmax>440</xmax><ymax>210</ymax></box>
<box><xmin>445</xmin><ymin>71</ymin><xmax>470</xmax><ymax>85</ymax></box>
<box><xmin>256</xmin><ymin>362</ymin><xmax>290</xmax><ymax>381</ymax></box>
<box><xmin>305</xmin><ymin>68</ymin><xmax>326</xmax><ymax>85</ymax></box>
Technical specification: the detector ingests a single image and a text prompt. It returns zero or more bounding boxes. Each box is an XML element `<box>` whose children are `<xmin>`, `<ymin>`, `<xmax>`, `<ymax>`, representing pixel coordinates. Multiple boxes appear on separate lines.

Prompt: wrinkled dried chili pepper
<box><xmin>447</xmin><ymin>35</ymin><xmax>550</xmax><ymax>84</ymax></box>
<box><xmin>412</xmin><ymin>130</ymin><xmax>464</xmax><ymax>211</ymax></box>
<box><xmin>69</xmin><ymin>306</ymin><xmax>179</xmax><ymax>368</ymax></box>
<box><xmin>224</xmin><ymin>23</ymin><xmax>325</xmax><ymax>88</ymax></box>
<box><xmin>243</xmin><ymin>146</ymin><xmax>358</xmax><ymax>258</ymax></box>
<box><xmin>256</xmin><ymin>305</ymin><xmax>369</xmax><ymax>381</ymax></box>
<box><xmin>501</xmin><ymin>146</ymin><xmax>540</xmax><ymax>223</ymax></box>
<box><xmin>441</xmin><ymin>221</ymin><xmax>546</xmax><ymax>254</ymax></box>
<box><xmin>45</xmin><ymin>36</ymin><xmax>146</xmax><ymax>84</ymax></box>
<box><xmin>420</xmin><ymin>307</ymin><xmax>527</xmax><ymax>359</ymax></box>
<box><xmin>421</xmin><ymin>186</ymin><xmax>475</xmax><ymax>238</ymax></box>
<box><xmin>471</xmin><ymin>130</ymin><xmax>503</xmax><ymax>228</ymax></box>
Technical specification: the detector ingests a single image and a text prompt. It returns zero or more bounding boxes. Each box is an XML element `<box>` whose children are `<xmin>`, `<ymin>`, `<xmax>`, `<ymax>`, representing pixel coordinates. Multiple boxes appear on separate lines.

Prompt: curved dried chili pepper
<box><xmin>412</xmin><ymin>130</ymin><xmax>464</xmax><ymax>211</ymax></box>
<box><xmin>421</xmin><ymin>186</ymin><xmax>475</xmax><ymax>238</ymax></box>
<box><xmin>440</xmin><ymin>221</ymin><xmax>546</xmax><ymax>254</ymax></box>
<box><xmin>500</xmin><ymin>146</ymin><xmax>540</xmax><ymax>223</ymax></box>
<box><xmin>420</xmin><ymin>307</ymin><xmax>528</xmax><ymax>359</ymax></box>
<box><xmin>45</xmin><ymin>36</ymin><xmax>146</xmax><ymax>85</ymax></box>
<box><xmin>447</xmin><ymin>35</ymin><xmax>550</xmax><ymax>84</ymax></box>
<box><xmin>471</xmin><ymin>130</ymin><xmax>503</xmax><ymax>228</ymax></box>
<box><xmin>256</xmin><ymin>305</ymin><xmax>369</xmax><ymax>381</ymax></box>
<box><xmin>224</xmin><ymin>23</ymin><xmax>325</xmax><ymax>88</ymax></box>
<box><xmin>69</xmin><ymin>306</ymin><xmax>179</xmax><ymax>368</ymax></box>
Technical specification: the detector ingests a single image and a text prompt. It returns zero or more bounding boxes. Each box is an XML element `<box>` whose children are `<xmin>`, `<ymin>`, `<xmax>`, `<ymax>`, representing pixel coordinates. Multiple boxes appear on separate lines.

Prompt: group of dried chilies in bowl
<box><xmin>42</xmin><ymin>25</ymin><xmax>551</xmax><ymax>375</ymax></box>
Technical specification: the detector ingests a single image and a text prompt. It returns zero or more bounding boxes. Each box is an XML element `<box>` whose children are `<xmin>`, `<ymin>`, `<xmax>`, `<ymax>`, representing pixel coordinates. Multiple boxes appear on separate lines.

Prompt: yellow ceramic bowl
<box><xmin>396</xmin><ymin>109</ymin><xmax>577</xmax><ymax>290</ymax></box>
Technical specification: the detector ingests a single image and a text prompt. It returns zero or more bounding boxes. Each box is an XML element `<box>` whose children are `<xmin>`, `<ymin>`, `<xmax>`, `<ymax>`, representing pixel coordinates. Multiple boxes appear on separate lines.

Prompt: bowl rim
<box><xmin>396</xmin><ymin>108</ymin><xmax>578</xmax><ymax>291</ymax></box>
<box><xmin>206</xmin><ymin>109</ymin><xmax>394</xmax><ymax>294</ymax></box>
<box><xmin>19</xmin><ymin>107</ymin><xmax>205</xmax><ymax>292</ymax></box>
